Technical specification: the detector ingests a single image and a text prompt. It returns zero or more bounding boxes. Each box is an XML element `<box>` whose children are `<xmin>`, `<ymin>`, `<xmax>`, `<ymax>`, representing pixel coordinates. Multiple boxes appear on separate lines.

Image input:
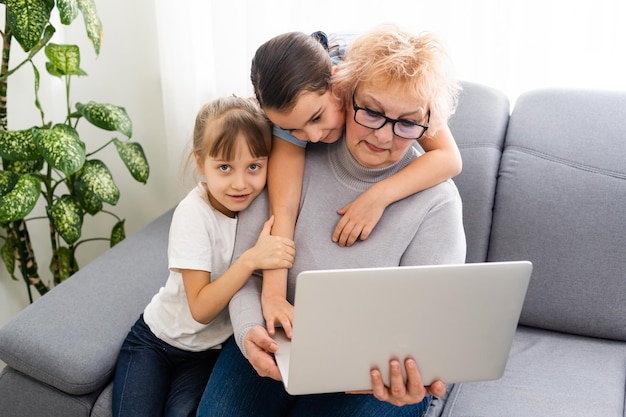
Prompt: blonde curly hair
<box><xmin>331</xmin><ymin>24</ymin><xmax>460</xmax><ymax>137</ymax></box>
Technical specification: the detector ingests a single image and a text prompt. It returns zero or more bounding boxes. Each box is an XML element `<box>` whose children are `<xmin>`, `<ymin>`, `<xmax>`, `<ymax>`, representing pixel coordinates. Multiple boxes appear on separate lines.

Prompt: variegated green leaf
<box><xmin>56</xmin><ymin>0</ymin><xmax>79</xmax><ymax>25</ymax></box>
<box><xmin>3</xmin><ymin>159</ymin><xmax>44</xmax><ymax>174</ymax></box>
<box><xmin>1</xmin><ymin>237</ymin><xmax>18</xmax><ymax>280</ymax></box>
<box><xmin>6</xmin><ymin>0</ymin><xmax>54</xmax><ymax>52</ymax></box>
<box><xmin>32</xmin><ymin>55</ymin><xmax>44</xmax><ymax>114</ymax></box>
<box><xmin>75</xmin><ymin>160</ymin><xmax>119</xmax><ymax>205</ymax></box>
<box><xmin>32</xmin><ymin>124</ymin><xmax>86</xmax><ymax>176</ymax></box>
<box><xmin>45</xmin><ymin>61</ymin><xmax>63</xmax><ymax>77</ymax></box>
<box><xmin>113</xmin><ymin>139</ymin><xmax>149</xmax><ymax>184</ymax></box>
<box><xmin>26</xmin><ymin>24</ymin><xmax>55</xmax><ymax>61</ymax></box>
<box><xmin>110</xmin><ymin>219</ymin><xmax>125</xmax><ymax>247</ymax></box>
<box><xmin>0</xmin><ymin>171</ymin><xmax>19</xmax><ymax>196</ymax></box>
<box><xmin>75</xmin><ymin>102</ymin><xmax>133</xmax><ymax>138</ymax></box>
<box><xmin>47</xmin><ymin>194</ymin><xmax>83</xmax><ymax>244</ymax></box>
<box><xmin>76</xmin><ymin>0</ymin><xmax>102</xmax><ymax>56</ymax></box>
<box><xmin>73</xmin><ymin>185</ymin><xmax>103</xmax><ymax>215</ymax></box>
<box><xmin>0</xmin><ymin>129</ymin><xmax>40</xmax><ymax>161</ymax></box>
<box><xmin>0</xmin><ymin>174</ymin><xmax>41</xmax><ymax>223</ymax></box>
<box><xmin>45</xmin><ymin>43</ymin><xmax>87</xmax><ymax>76</ymax></box>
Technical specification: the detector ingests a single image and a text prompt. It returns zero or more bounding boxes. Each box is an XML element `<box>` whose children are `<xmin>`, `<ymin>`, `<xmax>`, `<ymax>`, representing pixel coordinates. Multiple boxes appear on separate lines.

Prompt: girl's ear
<box><xmin>331</xmin><ymin>66</ymin><xmax>338</xmax><ymax>75</ymax></box>
<box><xmin>194</xmin><ymin>151</ymin><xmax>203</xmax><ymax>172</ymax></box>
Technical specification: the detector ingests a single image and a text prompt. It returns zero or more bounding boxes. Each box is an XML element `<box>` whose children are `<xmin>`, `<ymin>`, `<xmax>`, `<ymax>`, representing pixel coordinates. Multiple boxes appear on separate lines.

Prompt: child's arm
<box><xmin>263</xmin><ymin>137</ymin><xmax>306</xmax><ymax>338</ymax></box>
<box><xmin>333</xmin><ymin>125</ymin><xmax>462</xmax><ymax>246</ymax></box>
<box><xmin>183</xmin><ymin>216</ymin><xmax>295</xmax><ymax>324</ymax></box>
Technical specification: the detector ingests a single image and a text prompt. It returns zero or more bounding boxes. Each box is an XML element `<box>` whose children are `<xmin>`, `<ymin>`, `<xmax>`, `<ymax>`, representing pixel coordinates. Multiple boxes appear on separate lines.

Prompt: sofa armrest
<box><xmin>0</xmin><ymin>208</ymin><xmax>174</xmax><ymax>395</ymax></box>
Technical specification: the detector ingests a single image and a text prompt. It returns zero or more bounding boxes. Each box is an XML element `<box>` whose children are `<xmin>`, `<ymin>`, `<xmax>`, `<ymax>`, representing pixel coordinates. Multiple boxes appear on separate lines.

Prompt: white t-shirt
<box><xmin>143</xmin><ymin>183</ymin><xmax>238</xmax><ymax>351</ymax></box>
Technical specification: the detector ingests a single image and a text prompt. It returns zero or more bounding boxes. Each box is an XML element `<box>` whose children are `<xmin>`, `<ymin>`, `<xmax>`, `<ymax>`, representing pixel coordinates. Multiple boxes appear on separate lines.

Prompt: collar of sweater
<box><xmin>327</xmin><ymin>137</ymin><xmax>418</xmax><ymax>192</ymax></box>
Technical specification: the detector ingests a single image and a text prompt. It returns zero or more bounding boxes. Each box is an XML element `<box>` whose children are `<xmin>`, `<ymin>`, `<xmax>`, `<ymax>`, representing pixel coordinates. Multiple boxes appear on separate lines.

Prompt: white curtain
<box><xmin>155</xmin><ymin>0</ymin><xmax>626</xmax><ymax>197</ymax></box>
<box><xmin>154</xmin><ymin>0</ymin><xmax>626</xmax><ymax>176</ymax></box>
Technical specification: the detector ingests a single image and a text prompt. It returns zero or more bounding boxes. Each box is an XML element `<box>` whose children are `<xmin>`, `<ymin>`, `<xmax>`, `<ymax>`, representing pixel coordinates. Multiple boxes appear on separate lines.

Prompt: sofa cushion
<box><xmin>0</xmin><ymin>209</ymin><xmax>174</xmax><ymax>395</ymax></box>
<box><xmin>448</xmin><ymin>81</ymin><xmax>510</xmax><ymax>263</ymax></box>
<box><xmin>437</xmin><ymin>326</ymin><xmax>626</xmax><ymax>417</ymax></box>
<box><xmin>488</xmin><ymin>89</ymin><xmax>626</xmax><ymax>340</ymax></box>
<box><xmin>0</xmin><ymin>367</ymin><xmax>100</xmax><ymax>417</ymax></box>
<box><xmin>91</xmin><ymin>381</ymin><xmax>113</xmax><ymax>417</ymax></box>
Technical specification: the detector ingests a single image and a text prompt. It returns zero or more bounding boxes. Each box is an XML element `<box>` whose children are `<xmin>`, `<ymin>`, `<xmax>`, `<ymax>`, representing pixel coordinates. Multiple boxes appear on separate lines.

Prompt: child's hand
<box><xmin>248</xmin><ymin>216</ymin><xmax>295</xmax><ymax>270</ymax></box>
<box><xmin>262</xmin><ymin>295</ymin><xmax>294</xmax><ymax>338</ymax></box>
<box><xmin>332</xmin><ymin>193</ymin><xmax>385</xmax><ymax>247</ymax></box>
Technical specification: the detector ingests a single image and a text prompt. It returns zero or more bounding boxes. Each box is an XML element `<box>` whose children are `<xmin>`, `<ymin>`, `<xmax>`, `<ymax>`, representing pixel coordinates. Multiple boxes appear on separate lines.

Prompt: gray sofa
<box><xmin>0</xmin><ymin>81</ymin><xmax>624</xmax><ymax>417</ymax></box>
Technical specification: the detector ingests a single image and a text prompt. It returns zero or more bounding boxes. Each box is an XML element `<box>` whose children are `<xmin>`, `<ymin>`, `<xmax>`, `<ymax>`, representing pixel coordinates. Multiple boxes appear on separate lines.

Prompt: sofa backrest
<box><xmin>487</xmin><ymin>88</ymin><xmax>626</xmax><ymax>341</ymax></box>
<box><xmin>448</xmin><ymin>81</ymin><xmax>510</xmax><ymax>263</ymax></box>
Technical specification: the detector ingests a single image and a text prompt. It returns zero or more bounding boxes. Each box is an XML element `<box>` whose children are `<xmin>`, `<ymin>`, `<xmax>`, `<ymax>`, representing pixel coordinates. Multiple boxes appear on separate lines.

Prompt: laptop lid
<box><xmin>273</xmin><ymin>261</ymin><xmax>532</xmax><ymax>395</ymax></box>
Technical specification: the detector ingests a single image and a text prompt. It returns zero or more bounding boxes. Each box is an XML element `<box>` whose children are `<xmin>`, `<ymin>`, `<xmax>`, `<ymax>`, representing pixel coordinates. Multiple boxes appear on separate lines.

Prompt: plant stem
<box><xmin>49</xmin><ymin>221</ymin><xmax>62</xmax><ymax>285</ymax></box>
<box><xmin>73</xmin><ymin>237</ymin><xmax>110</xmax><ymax>250</ymax></box>
<box><xmin>65</xmin><ymin>74</ymin><xmax>71</xmax><ymax>121</ymax></box>
<box><xmin>1</xmin><ymin>11</ymin><xmax>48</xmax><ymax>299</ymax></box>
<box><xmin>11</xmin><ymin>221</ymin><xmax>49</xmax><ymax>297</ymax></box>
<box><xmin>87</xmin><ymin>138</ymin><xmax>115</xmax><ymax>157</ymax></box>
<box><xmin>101</xmin><ymin>209</ymin><xmax>123</xmax><ymax>222</ymax></box>
<box><xmin>1</xmin><ymin>9</ymin><xmax>11</xmax><ymax>130</ymax></box>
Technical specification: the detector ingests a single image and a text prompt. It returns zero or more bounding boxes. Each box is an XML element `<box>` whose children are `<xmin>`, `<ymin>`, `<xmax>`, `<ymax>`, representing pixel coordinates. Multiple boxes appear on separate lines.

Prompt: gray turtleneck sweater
<box><xmin>229</xmin><ymin>138</ymin><xmax>466</xmax><ymax>353</ymax></box>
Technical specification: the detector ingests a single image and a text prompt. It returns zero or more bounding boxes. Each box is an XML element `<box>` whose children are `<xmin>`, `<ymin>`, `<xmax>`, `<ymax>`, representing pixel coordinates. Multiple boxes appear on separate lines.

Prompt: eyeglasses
<box><xmin>352</xmin><ymin>93</ymin><xmax>429</xmax><ymax>140</ymax></box>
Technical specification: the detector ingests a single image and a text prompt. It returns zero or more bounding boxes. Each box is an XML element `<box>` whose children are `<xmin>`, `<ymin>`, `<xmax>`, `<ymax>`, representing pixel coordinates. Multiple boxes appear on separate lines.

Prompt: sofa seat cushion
<box><xmin>0</xmin><ymin>367</ymin><xmax>101</xmax><ymax>417</ymax></box>
<box><xmin>437</xmin><ymin>326</ymin><xmax>626</xmax><ymax>417</ymax></box>
<box><xmin>91</xmin><ymin>381</ymin><xmax>113</xmax><ymax>417</ymax></box>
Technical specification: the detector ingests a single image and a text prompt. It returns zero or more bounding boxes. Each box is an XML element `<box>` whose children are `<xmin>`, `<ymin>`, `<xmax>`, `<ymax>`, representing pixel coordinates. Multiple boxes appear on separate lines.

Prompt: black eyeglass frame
<box><xmin>351</xmin><ymin>93</ymin><xmax>430</xmax><ymax>140</ymax></box>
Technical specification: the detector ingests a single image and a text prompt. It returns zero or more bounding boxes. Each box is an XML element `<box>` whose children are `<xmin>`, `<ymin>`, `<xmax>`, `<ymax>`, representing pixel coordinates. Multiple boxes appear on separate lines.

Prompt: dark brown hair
<box><xmin>251</xmin><ymin>32</ymin><xmax>332</xmax><ymax>112</ymax></box>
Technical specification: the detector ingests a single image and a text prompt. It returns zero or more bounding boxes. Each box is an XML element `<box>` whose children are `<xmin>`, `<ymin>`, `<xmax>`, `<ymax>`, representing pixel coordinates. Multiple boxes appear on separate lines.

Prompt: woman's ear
<box><xmin>331</xmin><ymin>66</ymin><xmax>338</xmax><ymax>75</ymax></box>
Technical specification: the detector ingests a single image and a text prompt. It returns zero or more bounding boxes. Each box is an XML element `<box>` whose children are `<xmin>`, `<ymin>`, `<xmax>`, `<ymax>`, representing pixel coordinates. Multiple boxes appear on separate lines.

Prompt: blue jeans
<box><xmin>197</xmin><ymin>337</ymin><xmax>431</xmax><ymax>417</ymax></box>
<box><xmin>112</xmin><ymin>315</ymin><xmax>221</xmax><ymax>417</ymax></box>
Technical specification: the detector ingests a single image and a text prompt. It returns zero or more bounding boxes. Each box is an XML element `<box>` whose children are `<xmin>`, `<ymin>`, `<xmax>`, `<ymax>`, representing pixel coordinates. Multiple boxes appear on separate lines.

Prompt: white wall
<box><xmin>0</xmin><ymin>0</ymin><xmax>177</xmax><ymax>326</ymax></box>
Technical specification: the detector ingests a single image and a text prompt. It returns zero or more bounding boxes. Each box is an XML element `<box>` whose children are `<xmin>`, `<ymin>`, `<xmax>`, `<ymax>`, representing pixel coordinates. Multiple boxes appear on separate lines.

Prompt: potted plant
<box><xmin>0</xmin><ymin>0</ymin><xmax>149</xmax><ymax>302</ymax></box>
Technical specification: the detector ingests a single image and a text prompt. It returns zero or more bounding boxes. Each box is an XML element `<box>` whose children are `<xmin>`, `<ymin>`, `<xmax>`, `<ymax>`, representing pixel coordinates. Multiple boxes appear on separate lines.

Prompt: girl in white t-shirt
<box><xmin>112</xmin><ymin>96</ymin><xmax>295</xmax><ymax>417</ymax></box>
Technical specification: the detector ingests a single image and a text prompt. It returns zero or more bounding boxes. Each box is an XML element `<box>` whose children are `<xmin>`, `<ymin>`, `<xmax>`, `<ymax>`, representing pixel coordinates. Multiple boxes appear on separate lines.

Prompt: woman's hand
<box><xmin>243</xmin><ymin>325</ymin><xmax>283</xmax><ymax>381</ymax></box>
<box><xmin>370</xmin><ymin>358</ymin><xmax>445</xmax><ymax>406</ymax></box>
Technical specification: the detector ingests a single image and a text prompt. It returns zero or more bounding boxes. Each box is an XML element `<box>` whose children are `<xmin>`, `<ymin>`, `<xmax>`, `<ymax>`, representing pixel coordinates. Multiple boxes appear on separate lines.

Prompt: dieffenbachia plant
<box><xmin>0</xmin><ymin>0</ymin><xmax>149</xmax><ymax>300</ymax></box>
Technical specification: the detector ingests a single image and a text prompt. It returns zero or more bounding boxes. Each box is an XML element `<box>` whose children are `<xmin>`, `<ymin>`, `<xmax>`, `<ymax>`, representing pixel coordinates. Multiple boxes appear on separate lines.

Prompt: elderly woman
<box><xmin>197</xmin><ymin>24</ymin><xmax>466</xmax><ymax>417</ymax></box>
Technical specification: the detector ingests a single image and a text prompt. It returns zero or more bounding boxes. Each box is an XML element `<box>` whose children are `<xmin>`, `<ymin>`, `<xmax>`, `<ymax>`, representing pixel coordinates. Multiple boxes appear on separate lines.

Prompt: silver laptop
<box><xmin>273</xmin><ymin>261</ymin><xmax>532</xmax><ymax>395</ymax></box>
